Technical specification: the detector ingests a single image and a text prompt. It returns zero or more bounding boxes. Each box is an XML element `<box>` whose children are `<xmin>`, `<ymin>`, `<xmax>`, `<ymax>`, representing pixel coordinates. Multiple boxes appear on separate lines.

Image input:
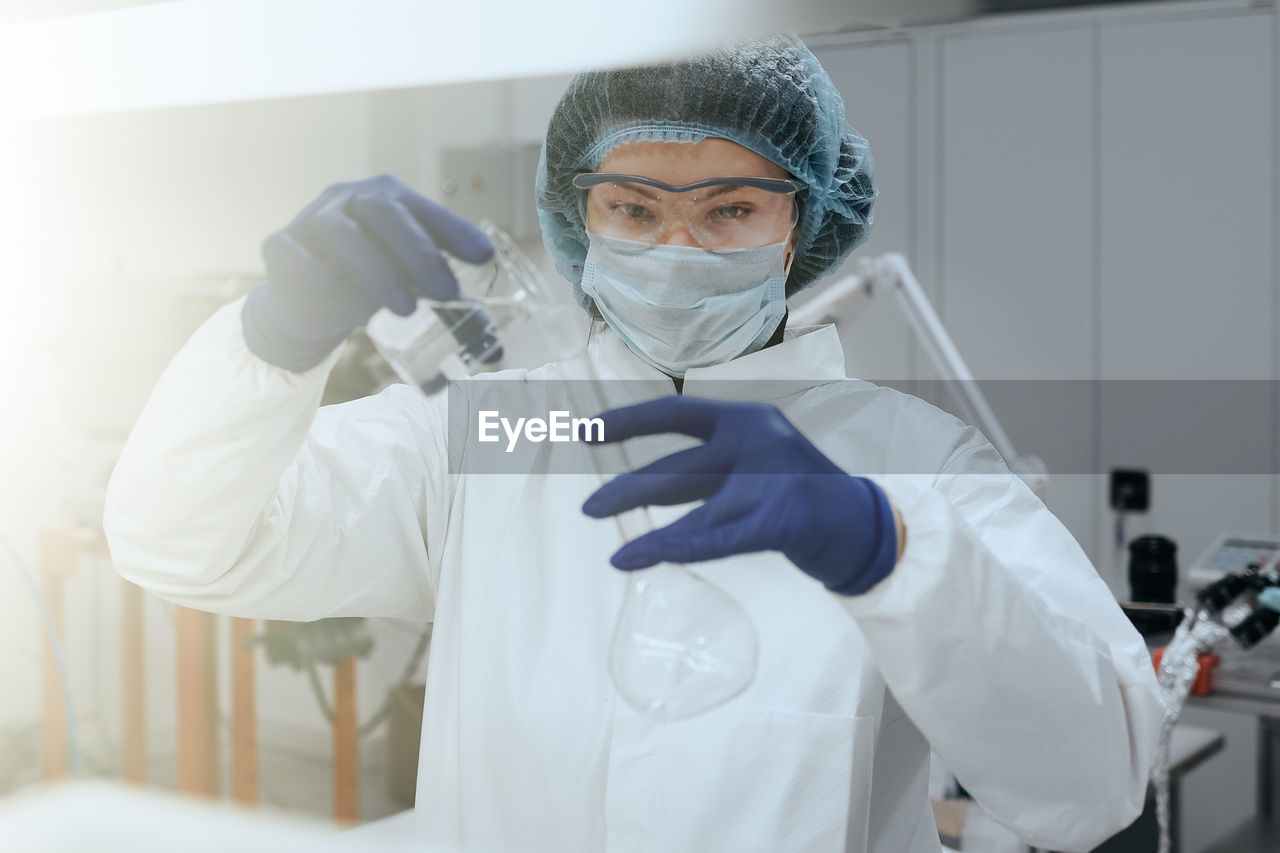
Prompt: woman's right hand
<box><xmin>241</xmin><ymin>174</ymin><xmax>494</xmax><ymax>372</ymax></box>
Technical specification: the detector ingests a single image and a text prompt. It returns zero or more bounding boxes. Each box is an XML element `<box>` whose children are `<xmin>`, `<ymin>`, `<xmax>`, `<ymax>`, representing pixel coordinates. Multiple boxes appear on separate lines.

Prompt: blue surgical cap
<box><xmin>535</xmin><ymin>34</ymin><xmax>877</xmax><ymax>312</ymax></box>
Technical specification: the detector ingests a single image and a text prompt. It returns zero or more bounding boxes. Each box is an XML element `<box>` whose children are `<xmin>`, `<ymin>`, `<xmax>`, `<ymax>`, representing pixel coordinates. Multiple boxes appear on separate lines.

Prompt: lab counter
<box><xmin>1181</xmin><ymin>646</ymin><xmax>1280</xmax><ymax>852</ymax></box>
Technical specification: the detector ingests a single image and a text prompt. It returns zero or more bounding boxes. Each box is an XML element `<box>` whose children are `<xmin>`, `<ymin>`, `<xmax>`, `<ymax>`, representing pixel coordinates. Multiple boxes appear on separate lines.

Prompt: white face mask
<box><xmin>580</xmin><ymin>233</ymin><xmax>789</xmax><ymax>378</ymax></box>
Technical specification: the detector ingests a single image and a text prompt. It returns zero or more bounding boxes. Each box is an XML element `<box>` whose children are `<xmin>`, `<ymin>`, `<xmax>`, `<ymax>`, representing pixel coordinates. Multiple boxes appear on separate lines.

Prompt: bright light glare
<box><xmin>0</xmin><ymin>0</ymin><xmax>857</xmax><ymax>119</ymax></box>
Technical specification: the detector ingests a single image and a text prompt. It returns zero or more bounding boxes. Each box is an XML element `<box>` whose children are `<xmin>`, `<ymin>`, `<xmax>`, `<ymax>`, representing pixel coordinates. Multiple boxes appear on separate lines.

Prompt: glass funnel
<box><xmin>370</xmin><ymin>221</ymin><xmax>758</xmax><ymax>719</ymax></box>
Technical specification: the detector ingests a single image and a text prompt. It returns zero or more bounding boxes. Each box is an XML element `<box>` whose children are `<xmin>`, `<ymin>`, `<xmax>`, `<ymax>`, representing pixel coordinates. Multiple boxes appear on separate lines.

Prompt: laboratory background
<box><xmin>1</xmin><ymin>0</ymin><xmax>1278</xmax><ymax>851</ymax></box>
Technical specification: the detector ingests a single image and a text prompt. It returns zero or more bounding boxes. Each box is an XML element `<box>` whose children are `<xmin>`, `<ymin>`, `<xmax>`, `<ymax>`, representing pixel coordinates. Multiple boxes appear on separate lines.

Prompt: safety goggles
<box><xmin>572</xmin><ymin>173</ymin><xmax>802</xmax><ymax>250</ymax></box>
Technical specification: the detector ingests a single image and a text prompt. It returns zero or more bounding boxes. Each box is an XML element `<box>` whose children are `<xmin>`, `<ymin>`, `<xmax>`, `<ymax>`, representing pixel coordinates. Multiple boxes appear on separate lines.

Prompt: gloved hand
<box><xmin>242</xmin><ymin>174</ymin><xmax>493</xmax><ymax>371</ymax></box>
<box><xmin>582</xmin><ymin>396</ymin><xmax>901</xmax><ymax>596</ymax></box>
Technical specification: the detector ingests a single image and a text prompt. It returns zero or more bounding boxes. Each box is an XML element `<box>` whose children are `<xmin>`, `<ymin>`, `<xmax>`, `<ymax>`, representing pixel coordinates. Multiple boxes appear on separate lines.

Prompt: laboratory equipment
<box><xmin>1111</xmin><ymin>469</ymin><xmax>1151</xmax><ymax>511</ymax></box>
<box><xmin>584</xmin><ymin>296</ymin><xmax>767</xmax><ymax>717</ymax></box>
<box><xmin>578</xmin><ymin>330</ymin><xmax>760</xmax><ymax>720</ymax></box>
<box><xmin>1192</xmin><ymin>553</ymin><xmax>1280</xmax><ymax>651</ymax></box>
<box><xmin>1110</xmin><ymin>468</ymin><xmax>1151</xmax><ymax>579</ymax></box>
<box><xmin>1182</xmin><ymin>533</ymin><xmax>1280</xmax><ymax>653</ymax></box>
<box><xmin>1129</xmin><ymin>534</ymin><xmax>1178</xmax><ymax>604</ymax></box>
<box><xmin>1120</xmin><ymin>533</ymin><xmax>1180</xmax><ymax>636</ymax></box>
<box><xmin>1151</xmin><ymin>545</ymin><xmax>1280</xmax><ymax>853</ymax></box>
<box><xmin>1188</xmin><ymin>532</ymin><xmax>1280</xmax><ymax>591</ymax></box>
<box><xmin>366</xmin><ymin>220</ymin><xmax>578</xmax><ymax>394</ymax></box>
<box><xmin>607</xmin><ymin>555</ymin><xmax>758</xmax><ymax>719</ymax></box>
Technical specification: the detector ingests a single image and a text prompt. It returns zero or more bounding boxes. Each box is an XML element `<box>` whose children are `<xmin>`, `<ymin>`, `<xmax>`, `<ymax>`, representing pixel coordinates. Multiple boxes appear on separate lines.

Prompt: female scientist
<box><xmin>104</xmin><ymin>35</ymin><xmax>1163</xmax><ymax>853</ymax></box>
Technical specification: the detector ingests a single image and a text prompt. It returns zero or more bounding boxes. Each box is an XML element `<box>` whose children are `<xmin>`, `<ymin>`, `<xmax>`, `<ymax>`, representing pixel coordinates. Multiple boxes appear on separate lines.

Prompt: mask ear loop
<box><xmin>585</xmin><ymin>300</ymin><xmax>609</xmax><ymax>356</ymax></box>
<box><xmin>782</xmin><ymin>194</ymin><xmax>803</xmax><ymax>281</ymax></box>
<box><xmin>779</xmin><ymin>196</ymin><xmax>801</xmax><ymax>338</ymax></box>
<box><xmin>580</xmin><ymin>217</ymin><xmax>612</xmax><ymax>357</ymax></box>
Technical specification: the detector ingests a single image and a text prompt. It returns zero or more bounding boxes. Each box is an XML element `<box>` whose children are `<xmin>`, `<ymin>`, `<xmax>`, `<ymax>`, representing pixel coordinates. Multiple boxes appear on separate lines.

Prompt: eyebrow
<box><xmin>700</xmin><ymin>184</ymin><xmax>744</xmax><ymax>199</ymax></box>
<box><xmin>614</xmin><ymin>181</ymin><xmax>660</xmax><ymax>200</ymax></box>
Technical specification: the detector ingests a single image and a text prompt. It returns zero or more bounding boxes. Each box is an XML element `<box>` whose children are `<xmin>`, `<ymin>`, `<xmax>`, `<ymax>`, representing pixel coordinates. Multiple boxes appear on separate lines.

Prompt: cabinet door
<box><xmin>1099</xmin><ymin>13</ymin><xmax>1274</xmax><ymax>382</ymax></box>
<box><xmin>941</xmin><ymin>27</ymin><xmax>1097</xmax><ymax>381</ymax></box>
<box><xmin>812</xmin><ymin>40</ymin><xmax>915</xmax><ymax>381</ymax></box>
<box><xmin>939</xmin><ymin>27</ymin><xmax>1098</xmax><ymax>557</ymax></box>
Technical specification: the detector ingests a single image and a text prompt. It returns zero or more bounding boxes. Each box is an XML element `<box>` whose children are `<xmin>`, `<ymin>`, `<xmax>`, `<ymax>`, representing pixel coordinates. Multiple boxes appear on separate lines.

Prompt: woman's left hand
<box><xmin>582</xmin><ymin>396</ymin><xmax>903</xmax><ymax>596</ymax></box>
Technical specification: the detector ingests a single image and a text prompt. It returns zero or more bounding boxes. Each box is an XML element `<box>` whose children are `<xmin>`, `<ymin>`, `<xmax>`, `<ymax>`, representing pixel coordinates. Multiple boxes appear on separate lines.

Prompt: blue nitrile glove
<box><xmin>581</xmin><ymin>396</ymin><xmax>899</xmax><ymax>596</ymax></box>
<box><xmin>242</xmin><ymin>174</ymin><xmax>493</xmax><ymax>371</ymax></box>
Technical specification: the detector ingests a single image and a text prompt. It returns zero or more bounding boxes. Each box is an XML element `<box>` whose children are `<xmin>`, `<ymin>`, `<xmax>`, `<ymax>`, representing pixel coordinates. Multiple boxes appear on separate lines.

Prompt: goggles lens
<box><xmin>574</xmin><ymin>174</ymin><xmax>799</xmax><ymax>250</ymax></box>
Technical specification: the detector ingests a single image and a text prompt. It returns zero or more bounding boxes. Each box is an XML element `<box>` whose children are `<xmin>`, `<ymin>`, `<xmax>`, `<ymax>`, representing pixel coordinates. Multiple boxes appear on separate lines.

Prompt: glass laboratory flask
<box><xmin>582</xmin><ymin>375</ymin><xmax>758</xmax><ymax>721</ymax></box>
<box><xmin>609</xmin><ymin>563</ymin><xmax>757</xmax><ymax>717</ymax></box>
<box><xmin>366</xmin><ymin>220</ymin><xmax>579</xmax><ymax>392</ymax></box>
<box><xmin>369</xmin><ymin>221</ymin><xmax>758</xmax><ymax>719</ymax></box>
<box><xmin>605</xmin><ymin>520</ymin><xmax>758</xmax><ymax>720</ymax></box>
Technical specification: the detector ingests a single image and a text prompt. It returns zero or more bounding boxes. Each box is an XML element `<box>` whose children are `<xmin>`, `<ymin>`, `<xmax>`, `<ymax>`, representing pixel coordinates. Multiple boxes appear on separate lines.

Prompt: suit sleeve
<box><xmin>841</xmin><ymin>424</ymin><xmax>1164</xmax><ymax>851</ymax></box>
<box><xmin>103</xmin><ymin>297</ymin><xmax>453</xmax><ymax>622</ymax></box>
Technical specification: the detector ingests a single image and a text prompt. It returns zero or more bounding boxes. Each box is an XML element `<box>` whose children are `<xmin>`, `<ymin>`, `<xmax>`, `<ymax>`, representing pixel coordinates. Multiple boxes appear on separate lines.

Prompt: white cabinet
<box><xmin>1097</xmin><ymin>12</ymin><xmax>1275</xmax><ymax>606</ymax></box>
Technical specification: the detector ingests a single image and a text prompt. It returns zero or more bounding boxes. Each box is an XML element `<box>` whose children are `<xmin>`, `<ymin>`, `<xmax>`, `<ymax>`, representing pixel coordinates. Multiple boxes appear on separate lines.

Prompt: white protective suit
<box><xmin>104</xmin><ymin>299</ymin><xmax>1163</xmax><ymax>853</ymax></box>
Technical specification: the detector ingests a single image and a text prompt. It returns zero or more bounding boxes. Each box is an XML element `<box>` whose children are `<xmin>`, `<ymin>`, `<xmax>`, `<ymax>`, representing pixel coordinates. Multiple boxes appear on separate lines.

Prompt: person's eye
<box><xmin>709</xmin><ymin>204</ymin><xmax>752</xmax><ymax>222</ymax></box>
<box><xmin>610</xmin><ymin>202</ymin><xmax>655</xmax><ymax>222</ymax></box>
